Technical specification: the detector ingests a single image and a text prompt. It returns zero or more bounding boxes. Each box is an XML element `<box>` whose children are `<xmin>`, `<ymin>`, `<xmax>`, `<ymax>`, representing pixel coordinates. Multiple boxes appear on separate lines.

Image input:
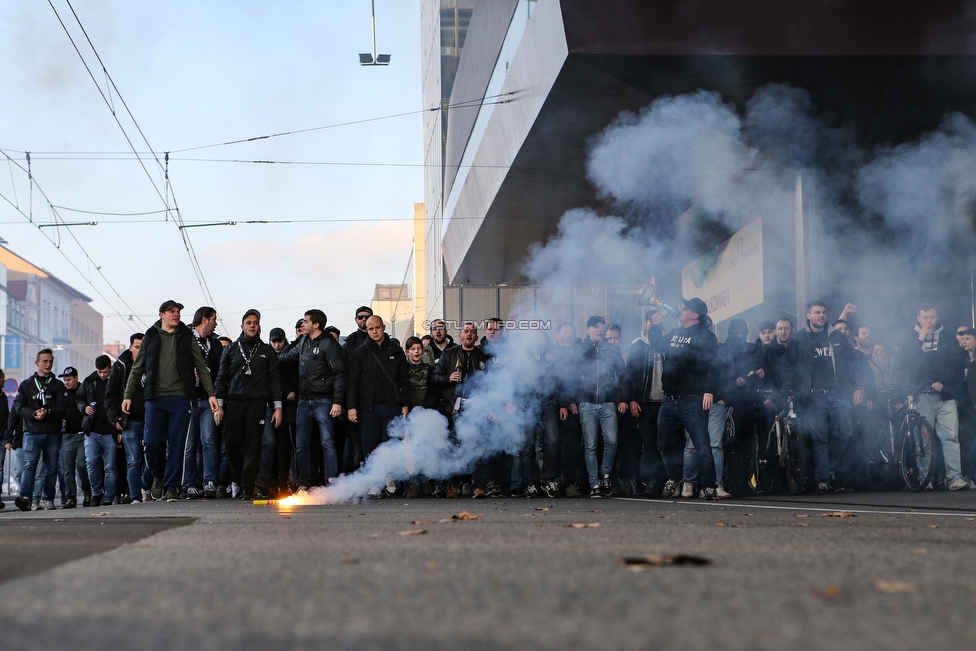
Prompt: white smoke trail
<box><xmin>292</xmin><ymin>83</ymin><xmax>976</xmax><ymax>505</ymax></box>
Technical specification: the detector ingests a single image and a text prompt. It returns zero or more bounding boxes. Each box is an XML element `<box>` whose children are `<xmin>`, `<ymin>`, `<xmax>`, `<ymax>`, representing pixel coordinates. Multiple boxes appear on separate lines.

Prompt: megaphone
<box><xmin>638</xmin><ymin>280</ymin><xmax>680</xmax><ymax>317</ymax></box>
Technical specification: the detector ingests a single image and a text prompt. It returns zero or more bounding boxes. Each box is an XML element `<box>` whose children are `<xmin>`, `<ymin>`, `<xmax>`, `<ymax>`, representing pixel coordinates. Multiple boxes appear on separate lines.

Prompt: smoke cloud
<box><xmin>297</xmin><ymin>82</ymin><xmax>976</xmax><ymax>504</ymax></box>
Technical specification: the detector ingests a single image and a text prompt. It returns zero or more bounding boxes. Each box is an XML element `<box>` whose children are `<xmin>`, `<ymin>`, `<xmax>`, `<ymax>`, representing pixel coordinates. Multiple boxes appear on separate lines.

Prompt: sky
<box><xmin>0</xmin><ymin>0</ymin><xmax>422</xmax><ymax>345</ymax></box>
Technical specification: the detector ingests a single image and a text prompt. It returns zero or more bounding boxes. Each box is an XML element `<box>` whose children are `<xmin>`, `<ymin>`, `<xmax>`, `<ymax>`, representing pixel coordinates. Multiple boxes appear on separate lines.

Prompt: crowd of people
<box><xmin>2</xmin><ymin>295</ymin><xmax>975</xmax><ymax>511</ymax></box>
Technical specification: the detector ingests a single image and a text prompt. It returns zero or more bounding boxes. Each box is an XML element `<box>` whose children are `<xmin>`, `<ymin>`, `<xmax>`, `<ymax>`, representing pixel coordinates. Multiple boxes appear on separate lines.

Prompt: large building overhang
<box><xmin>441</xmin><ymin>0</ymin><xmax>976</xmax><ymax>285</ymax></box>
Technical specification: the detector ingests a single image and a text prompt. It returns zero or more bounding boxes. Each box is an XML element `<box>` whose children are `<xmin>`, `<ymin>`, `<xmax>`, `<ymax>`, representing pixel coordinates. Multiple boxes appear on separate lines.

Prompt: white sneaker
<box><xmin>230</xmin><ymin>482</ymin><xmax>241</xmax><ymax>499</ymax></box>
<box><xmin>366</xmin><ymin>486</ymin><xmax>381</xmax><ymax>499</ymax></box>
<box><xmin>716</xmin><ymin>484</ymin><xmax>732</xmax><ymax>499</ymax></box>
<box><xmin>681</xmin><ymin>482</ymin><xmax>696</xmax><ymax>498</ymax></box>
<box><xmin>948</xmin><ymin>477</ymin><xmax>970</xmax><ymax>491</ymax></box>
<box><xmin>385</xmin><ymin>476</ymin><xmax>397</xmax><ymax>496</ymax></box>
<box><xmin>141</xmin><ymin>489</ymin><xmax>153</xmax><ymax>502</ymax></box>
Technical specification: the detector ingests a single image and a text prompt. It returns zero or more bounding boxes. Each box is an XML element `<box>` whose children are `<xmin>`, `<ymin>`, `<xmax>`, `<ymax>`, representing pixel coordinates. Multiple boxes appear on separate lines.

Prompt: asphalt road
<box><xmin>1</xmin><ymin>490</ymin><xmax>974</xmax><ymax>650</ymax></box>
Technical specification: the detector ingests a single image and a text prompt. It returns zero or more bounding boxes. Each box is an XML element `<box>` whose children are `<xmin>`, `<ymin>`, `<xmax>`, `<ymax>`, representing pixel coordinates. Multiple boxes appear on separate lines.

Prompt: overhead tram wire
<box><xmin>167</xmin><ymin>93</ymin><xmax>516</xmax><ymax>154</ymax></box>
<box><xmin>49</xmin><ymin>0</ymin><xmax>216</xmax><ymax>309</ymax></box>
<box><xmin>0</xmin><ymin>150</ymin><xmax>148</xmax><ymax>329</ymax></box>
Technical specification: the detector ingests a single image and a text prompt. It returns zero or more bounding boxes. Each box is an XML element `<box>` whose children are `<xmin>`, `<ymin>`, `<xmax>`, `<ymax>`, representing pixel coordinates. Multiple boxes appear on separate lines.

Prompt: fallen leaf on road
<box><xmin>340</xmin><ymin>558</ymin><xmax>359</xmax><ymax>565</ymax></box>
<box><xmin>561</xmin><ymin>522</ymin><xmax>600</xmax><ymax>528</ymax></box>
<box><xmin>438</xmin><ymin>511</ymin><xmax>481</xmax><ymax>523</ymax></box>
<box><xmin>914</xmin><ymin>548</ymin><xmax>927</xmax><ymax>554</ymax></box>
<box><xmin>395</xmin><ymin>529</ymin><xmax>427</xmax><ymax>536</ymax></box>
<box><xmin>411</xmin><ymin>520</ymin><xmax>430</xmax><ymax>525</ymax></box>
<box><xmin>812</xmin><ymin>584</ymin><xmax>851</xmax><ymax>602</ymax></box>
<box><xmin>795</xmin><ymin>514</ymin><xmax>810</xmax><ymax>518</ymax></box>
<box><xmin>617</xmin><ymin>554</ymin><xmax>712</xmax><ymax>571</ymax></box>
<box><xmin>794</xmin><ymin>523</ymin><xmax>808</xmax><ymax>527</ymax></box>
<box><xmin>930</xmin><ymin>524</ymin><xmax>940</xmax><ymax>529</ymax></box>
<box><xmin>744</xmin><ymin>513</ymin><xmax>753</xmax><ymax>517</ymax></box>
<box><xmin>875</xmin><ymin>581</ymin><xmax>914</xmax><ymax>594</ymax></box>
<box><xmin>535</xmin><ymin>507</ymin><xmax>550</xmax><ymax>511</ymax></box>
<box><xmin>588</xmin><ymin>510</ymin><xmax>603</xmax><ymax>513</ymax></box>
<box><xmin>714</xmin><ymin>523</ymin><xmax>726</xmax><ymax>527</ymax></box>
<box><xmin>425</xmin><ymin>562</ymin><xmax>437</xmax><ymax>572</ymax></box>
<box><xmin>820</xmin><ymin>512</ymin><xmax>856</xmax><ymax>518</ymax></box>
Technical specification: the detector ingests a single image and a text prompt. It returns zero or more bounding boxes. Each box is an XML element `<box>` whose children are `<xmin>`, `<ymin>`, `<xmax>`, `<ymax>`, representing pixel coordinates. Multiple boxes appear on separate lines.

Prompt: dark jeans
<box><xmin>615</xmin><ymin>411</ymin><xmax>641</xmax><ymax>483</ymax></box>
<box><xmin>144</xmin><ymin>396</ymin><xmax>193</xmax><ymax>491</ymax></box>
<box><xmin>60</xmin><ymin>432</ymin><xmax>91</xmax><ymax>501</ymax></box>
<box><xmin>295</xmin><ymin>398</ymin><xmax>337</xmax><ymax>487</ymax></box>
<box><xmin>957</xmin><ymin>403</ymin><xmax>976</xmax><ymax>480</ymax></box>
<box><xmin>183</xmin><ymin>399</ymin><xmax>213</xmax><ymax>489</ymax></box>
<box><xmin>637</xmin><ymin>402</ymin><xmax>666</xmax><ymax>486</ymax></box>
<box><xmin>257</xmin><ymin>406</ymin><xmax>294</xmax><ymax>491</ymax></box>
<box><xmin>658</xmin><ymin>395</ymin><xmax>716</xmax><ymax>489</ymax></box>
<box><xmin>798</xmin><ymin>391</ymin><xmax>853</xmax><ymax>483</ymax></box>
<box><xmin>359</xmin><ymin>403</ymin><xmax>401</xmax><ymax>458</ymax></box>
<box><xmin>558</xmin><ymin>412</ymin><xmax>584</xmax><ymax>488</ymax></box>
<box><xmin>520</xmin><ymin>405</ymin><xmax>560</xmax><ymax>486</ymax></box>
<box><xmin>224</xmin><ymin>398</ymin><xmax>266</xmax><ymax>491</ymax></box>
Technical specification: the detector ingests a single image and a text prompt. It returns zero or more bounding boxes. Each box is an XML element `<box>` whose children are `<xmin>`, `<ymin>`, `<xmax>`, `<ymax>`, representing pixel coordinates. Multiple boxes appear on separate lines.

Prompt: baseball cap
<box><xmin>159</xmin><ymin>299</ymin><xmax>184</xmax><ymax>313</ymax></box>
<box><xmin>681</xmin><ymin>297</ymin><xmax>708</xmax><ymax>320</ymax></box>
<box><xmin>586</xmin><ymin>315</ymin><xmax>607</xmax><ymax>328</ymax></box>
<box><xmin>59</xmin><ymin>367</ymin><xmax>78</xmax><ymax>377</ymax></box>
<box><xmin>758</xmin><ymin>320</ymin><xmax>776</xmax><ymax>332</ymax></box>
<box><xmin>242</xmin><ymin>308</ymin><xmax>261</xmax><ymax>322</ymax></box>
<box><xmin>269</xmin><ymin>327</ymin><xmax>286</xmax><ymax>342</ymax></box>
<box><xmin>295</xmin><ymin>319</ymin><xmax>305</xmax><ymax>330</ymax></box>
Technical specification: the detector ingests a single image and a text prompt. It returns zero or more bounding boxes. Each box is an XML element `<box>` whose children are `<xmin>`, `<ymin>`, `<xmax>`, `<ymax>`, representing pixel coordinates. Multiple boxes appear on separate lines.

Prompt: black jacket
<box><xmin>5</xmin><ymin>407</ymin><xmax>22</xmax><ymax>448</ymax></box>
<box><xmin>278</xmin><ymin>331</ymin><xmax>347</xmax><ymax>403</ymax></box>
<box><xmin>895</xmin><ymin>325</ymin><xmax>965</xmax><ymax>401</ymax></box>
<box><xmin>106</xmin><ymin>349</ymin><xmax>144</xmax><ymax>426</ymax></box>
<box><xmin>661</xmin><ymin>323</ymin><xmax>719</xmax><ymax>396</ymax></box>
<box><xmin>342</xmin><ymin>329</ymin><xmax>369</xmax><ymax>361</ymax></box>
<box><xmin>719</xmin><ymin>338</ymin><xmax>764</xmax><ymax>404</ymax></box>
<box><xmin>278</xmin><ymin>343</ymin><xmax>300</xmax><ymax>423</ymax></box>
<box><xmin>627</xmin><ymin>325</ymin><xmax>667</xmax><ymax>404</ymax></box>
<box><xmin>127</xmin><ymin>320</ymin><xmax>214</xmax><ymax>401</ymax></box>
<box><xmin>63</xmin><ymin>387</ymin><xmax>85</xmax><ymax>433</ymax></box>
<box><xmin>786</xmin><ymin>326</ymin><xmax>860</xmax><ymax>395</ymax></box>
<box><xmin>432</xmin><ymin>345</ymin><xmax>489</xmax><ymax>401</ymax></box>
<box><xmin>963</xmin><ymin>350</ymin><xmax>976</xmax><ymax>408</ymax></box>
<box><xmin>215</xmin><ymin>334</ymin><xmax>283</xmax><ymax>405</ymax></box>
<box><xmin>192</xmin><ymin>331</ymin><xmax>224</xmax><ymax>401</ymax></box>
<box><xmin>13</xmin><ymin>374</ymin><xmax>67</xmax><ymax>434</ymax></box>
<box><xmin>346</xmin><ymin>334</ymin><xmax>410</xmax><ymax>411</ymax></box>
<box><xmin>79</xmin><ymin>372</ymin><xmax>113</xmax><ymax>435</ymax></box>
<box><xmin>573</xmin><ymin>337</ymin><xmax>627</xmax><ymax>405</ymax></box>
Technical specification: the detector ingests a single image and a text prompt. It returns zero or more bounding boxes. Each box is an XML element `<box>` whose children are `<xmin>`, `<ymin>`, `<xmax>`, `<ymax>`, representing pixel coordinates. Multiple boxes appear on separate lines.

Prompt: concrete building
<box><xmin>0</xmin><ymin>245</ymin><xmax>103</xmax><ymax>383</ymax></box>
<box><xmin>370</xmin><ymin>284</ymin><xmax>414</xmax><ymax>343</ymax></box>
<box><xmin>419</xmin><ymin>0</ymin><xmax>976</xmax><ymax>344</ymax></box>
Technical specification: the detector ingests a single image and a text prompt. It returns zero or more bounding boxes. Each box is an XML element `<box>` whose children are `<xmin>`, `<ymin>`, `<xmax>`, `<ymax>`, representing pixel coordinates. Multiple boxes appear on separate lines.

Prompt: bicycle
<box><xmin>755</xmin><ymin>391</ymin><xmax>805</xmax><ymax>496</ymax></box>
<box><xmin>863</xmin><ymin>388</ymin><xmax>904</xmax><ymax>491</ymax></box>
<box><xmin>897</xmin><ymin>389</ymin><xmax>941</xmax><ymax>492</ymax></box>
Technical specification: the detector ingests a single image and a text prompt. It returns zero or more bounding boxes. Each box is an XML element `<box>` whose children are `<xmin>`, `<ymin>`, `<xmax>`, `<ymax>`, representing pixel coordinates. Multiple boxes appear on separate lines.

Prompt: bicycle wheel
<box><xmin>784</xmin><ymin>422</ymin><xmax>805</xmax><ymax>495</ymax></box>
<box><xmin>755</xmin><ymin>423</ymin><xmax>779</xmax><ymax>494</ymax></box>
<box><xmin>900</xmin><ymin>418</ymin><xmax>935</xmax><ymax>492</ymax></box>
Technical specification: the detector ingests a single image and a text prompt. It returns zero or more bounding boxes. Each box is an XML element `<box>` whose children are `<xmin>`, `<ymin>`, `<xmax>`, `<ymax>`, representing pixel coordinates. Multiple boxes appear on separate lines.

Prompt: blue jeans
<box><xmin>683</xmin><ymin>403</ymin><xmax>727</xmax><ymax>486</ymax></box>
<box><xmin>798</xmin><ymin>391</ymin><xmax>853</xmax><ymax>483</ymax></box>
<box><xmin>144</xmin><ymin>396</ymin><xmax>193</xmax><ymax>491</ymax></box>
<box><xmin>85</xmin><ymin>433</ymin><xmax>118</xmax><ymax>502</ymax></box>
<box><xmin>121</xmin><ymin>420</ymin><xmax>147</xmax><ymax>499</ymax></box>
<box><xmin>20</xmin><ymin>433</ymin><xmax>62</xmax><ymax>501</ymax></box>
<box><xmin>60</xmin><ymin>433</ymin><xmax>91</xmax><ymax>501</ymax></box>
<box><xmin>658</xmin><ymin>395</ymin><xmax>716</xmax><ymax>489</ymax></box>
<box><xmin>916</xmin><ymin>393</ymin><xmax>963</xmax><ymax>482</ymax></box>
<box><xmin>184</xmin><ymin>399</ymin><xmax>213</xmax><ymax>489</ymax></box>
<box><xmin>295</xmin><ymin>398</ymin><xmax>337</xmax><ymax>487</ymax></box>
<box><xmin>578</xmin><ymin>402</ymin><xmax>619</xmax><ymax>488</ymax></box>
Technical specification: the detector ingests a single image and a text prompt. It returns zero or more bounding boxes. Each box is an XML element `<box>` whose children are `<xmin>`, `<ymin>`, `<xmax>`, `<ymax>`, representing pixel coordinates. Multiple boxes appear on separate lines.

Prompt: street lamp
<box><xmin>359</xmin><ymin>0</ymin><xmax>391</xmax><ymax>66</ymax></box>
